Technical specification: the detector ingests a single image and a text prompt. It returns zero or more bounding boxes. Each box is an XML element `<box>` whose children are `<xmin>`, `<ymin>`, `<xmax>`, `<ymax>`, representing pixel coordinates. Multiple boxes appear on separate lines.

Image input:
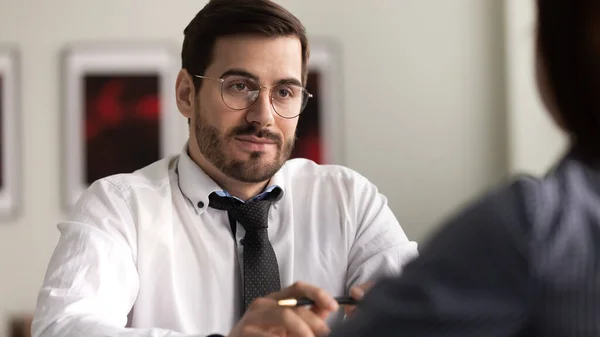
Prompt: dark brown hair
<box><xmin>181</xmin><ymin>0</ymin><xmax>310</xmax><ymax>91</ymax></box>
<box><xmin>537</xmin><ymin>0</ymin><xmax>600</xmax><ymax>164</ymax></box>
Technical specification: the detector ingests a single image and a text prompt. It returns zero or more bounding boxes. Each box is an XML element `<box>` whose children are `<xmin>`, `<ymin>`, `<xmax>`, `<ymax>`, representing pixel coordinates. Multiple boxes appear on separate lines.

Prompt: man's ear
<box><xmin>176</xmin><ymin>69</ymin><xmax>196</xmax><ymax>119</ymax></box>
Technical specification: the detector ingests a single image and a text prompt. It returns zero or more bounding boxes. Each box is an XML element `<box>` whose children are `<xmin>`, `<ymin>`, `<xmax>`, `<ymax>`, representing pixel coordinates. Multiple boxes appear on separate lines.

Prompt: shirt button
<box><xmin>197</xmin><ymin>201</ymin><xmax>205</xmax><ymax>208</ymax></box>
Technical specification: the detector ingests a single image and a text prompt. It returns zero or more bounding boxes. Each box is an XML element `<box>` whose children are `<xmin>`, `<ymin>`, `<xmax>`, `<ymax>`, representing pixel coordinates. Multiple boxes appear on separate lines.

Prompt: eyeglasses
<box><xmin>193</xmin><ymin>74</ymin><xmax>313</xmax><ymax>119</ymax></box>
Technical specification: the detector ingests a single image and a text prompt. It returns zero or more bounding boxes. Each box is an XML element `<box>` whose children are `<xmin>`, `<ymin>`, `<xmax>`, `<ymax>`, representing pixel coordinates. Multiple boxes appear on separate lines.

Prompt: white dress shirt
<box><xmin>32</xmin><ymin>145</ymin><xmax>418</xmax><ymax>337</ymax></box>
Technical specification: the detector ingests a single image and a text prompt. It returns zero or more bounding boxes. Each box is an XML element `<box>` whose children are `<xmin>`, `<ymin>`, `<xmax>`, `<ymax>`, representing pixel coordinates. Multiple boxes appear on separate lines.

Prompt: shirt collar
<box><xmin>176</xmin><ymin>142</ymin><xmax>286</xmax><ymax>214</ymax></box>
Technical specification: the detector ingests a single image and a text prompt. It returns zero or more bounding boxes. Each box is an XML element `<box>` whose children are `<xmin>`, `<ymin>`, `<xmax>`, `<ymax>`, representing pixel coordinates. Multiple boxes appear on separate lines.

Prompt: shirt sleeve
<box><xmin>345</xmin><ymin>174</ymin><xmax>419</xmax><ymax>290</ymax></box>
<box><xmin>31</xmin><ymin>179</ymin><xmax>202</xmax><ymax>337</ymax></box>
<box><xmin>332</xmin><ymin>180</ymin><xmax>535</xmax><ymax>337</ymax></box>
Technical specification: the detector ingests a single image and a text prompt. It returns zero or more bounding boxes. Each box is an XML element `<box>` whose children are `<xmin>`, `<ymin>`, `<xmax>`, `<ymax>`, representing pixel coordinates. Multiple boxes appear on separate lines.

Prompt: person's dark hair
<box><xmin>182</xmin><ymin>0</ymin><xmax>310</xmax><ymax>92</ymax></box>
<box><xmin>536</xmin><ymin>0</ymin><xmax>600</xmax><ymax>164</ymax></box>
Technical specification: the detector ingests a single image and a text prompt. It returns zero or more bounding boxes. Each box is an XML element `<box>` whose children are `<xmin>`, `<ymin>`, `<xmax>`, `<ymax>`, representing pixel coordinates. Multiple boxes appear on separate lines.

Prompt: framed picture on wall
<box><xmin>0</xmin><ymin>47</ymin><xmax>20</xmax><ymax>218</ymax></box>
<box><xmin>61</xmin><ymin>43</ymin><xmax>183</xmax><ymax>208</ymax></box>
<box><xmin>290</xmin><ymin>39</ymin><xmax>344</xmax><ymax>165</ymax></box>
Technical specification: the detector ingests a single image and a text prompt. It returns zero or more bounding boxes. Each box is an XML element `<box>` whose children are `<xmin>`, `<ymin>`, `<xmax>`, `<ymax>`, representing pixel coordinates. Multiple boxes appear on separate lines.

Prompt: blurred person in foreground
<box><xmin>30</xmin><ymin>1</ymin><xmax>418</xmax><ymax>337</ymax></box>
<box><xmin>327</xmin><ymin>0</ymin><xmax>600</xmax><ymax>336</ymax></box>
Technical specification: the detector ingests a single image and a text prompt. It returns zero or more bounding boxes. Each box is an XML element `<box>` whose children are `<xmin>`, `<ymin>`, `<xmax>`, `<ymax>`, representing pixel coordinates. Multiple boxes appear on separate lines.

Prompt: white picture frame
<box><xmin>0</xmin><ymin>47</ymin><xmax>20</xmax><ymax>218</ymax></box>
<box><xmin>61</xmin><ymin>43</ymin><xmax>184</xmax><ymax>208</ymax></box>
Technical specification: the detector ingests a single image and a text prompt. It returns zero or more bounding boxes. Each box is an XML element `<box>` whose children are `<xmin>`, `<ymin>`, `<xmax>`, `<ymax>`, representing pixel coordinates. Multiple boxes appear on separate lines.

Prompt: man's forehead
<box><xmin>207</xmin><ymin>35</ymin><xmax>303</xmax><ymax>80</ymax></box>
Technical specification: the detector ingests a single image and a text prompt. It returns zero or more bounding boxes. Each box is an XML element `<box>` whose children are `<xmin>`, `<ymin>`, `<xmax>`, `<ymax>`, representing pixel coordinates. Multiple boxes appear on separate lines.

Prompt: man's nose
<box><xmin>245</xmin><ymin>88</ymin><xmax>275</xmax><ymax>126</ymax></box>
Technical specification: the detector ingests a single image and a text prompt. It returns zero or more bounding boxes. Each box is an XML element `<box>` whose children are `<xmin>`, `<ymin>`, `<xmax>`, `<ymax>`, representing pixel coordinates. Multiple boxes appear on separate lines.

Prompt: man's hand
<box><xmin>228</xmin><ymin>281</ymin><xmax>339</xmax><ymax>337</ymax></box>
<box><xmin>344</xmin><ymin>281</ymin><xmax>375</xmax><ymax>317</ymax></box>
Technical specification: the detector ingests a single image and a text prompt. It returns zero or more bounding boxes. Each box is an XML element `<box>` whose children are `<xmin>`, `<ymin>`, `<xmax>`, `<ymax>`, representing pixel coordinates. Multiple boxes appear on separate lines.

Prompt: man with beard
<box><xmin>31</xmin><ymin>1</ymin><xmax>418</xmax><ymax>337</ymax></box>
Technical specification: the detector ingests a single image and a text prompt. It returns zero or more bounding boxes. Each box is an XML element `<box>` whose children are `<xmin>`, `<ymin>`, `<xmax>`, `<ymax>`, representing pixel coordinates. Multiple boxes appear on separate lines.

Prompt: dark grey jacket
<box><xmin>329</xmin><ymin>152</ymin><xmax>600</xmax><ymax>336</ymax></box>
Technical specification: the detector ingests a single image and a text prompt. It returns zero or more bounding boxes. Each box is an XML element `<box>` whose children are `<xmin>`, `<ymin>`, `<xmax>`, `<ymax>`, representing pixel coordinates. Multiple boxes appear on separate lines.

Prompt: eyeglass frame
<box><xmin>193</xmin><ymin>74</ymin><xmax>313</xmax><ymax>119</ymax></box>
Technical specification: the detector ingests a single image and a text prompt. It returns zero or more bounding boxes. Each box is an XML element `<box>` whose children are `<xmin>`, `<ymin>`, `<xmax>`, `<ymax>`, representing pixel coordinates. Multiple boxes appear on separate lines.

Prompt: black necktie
<box><xmin>208</xmin><ymin>190</ymin><xmax>282</xmax><ymax>311</ymax></box>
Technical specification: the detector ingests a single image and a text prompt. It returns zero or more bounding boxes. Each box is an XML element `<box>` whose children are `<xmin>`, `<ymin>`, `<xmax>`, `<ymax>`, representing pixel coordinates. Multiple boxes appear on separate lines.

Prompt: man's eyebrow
<box><xmin>275</xmin><ymin>78</ymin><xmax>303</xmax><ymax>87</ymax></box>
<box><xmin>220</xmin><ymin>68</ymin><xmax>303</xmax><ymax>87</ymax></box>
<box><xmin>219</xmin><ymin>68</ymin><xmax>260</xmax><ymax>81</ymax></box>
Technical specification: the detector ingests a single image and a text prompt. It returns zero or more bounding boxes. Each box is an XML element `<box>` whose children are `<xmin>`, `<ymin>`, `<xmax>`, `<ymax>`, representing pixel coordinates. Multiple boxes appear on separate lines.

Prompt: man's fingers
<box><xmin>344</xmin><ymin>305</ymin><xmax>357</xmax><ymax>317</ymax></box>
<box><xmin>237</xmin><ymin>298</ymin><xmax>317</xmax><ymax>337</ymax></box>
<box><xmin>269</xmin><ymin>306</ymin><xmax>316</xmax><ymax>337</ymax></box>
<box><xmin>351</xmin><ymin>281</ymin><xmax>375</xmax><ymax>300</ymax></box>
<box><xmin>310</xmin><ymin>305</ymin><xmax>336</xmax><ymax>320</ymax></box>
<box><xmin>250</xmin><ymin>300</ymin><xmax>315</xmax><ymax>337</ymax></box>
<box><xmin>272</xmin><ymin>281</ymin><xmax>338</xmax><ymax>312</ymax></box>
<box><xmin>299</xmin><ymin>284</ymin><xmax>338</xmax><ymax>312</ymax></box>
<box><xmin>295</xmin><ymin>307</ymin><xmax>331</xmax><ymax>337</ymax></box>
<box><xmin>350</xmin><ymin>286</ymin><xmax>365</xmax><ymax>301</ymax></box>
<box><xmin>344</xmin><ymin>281</ymin><xmax>375</xmax><ymax>317</ymax></box>
<box><xmin>238</xmin><ymin>325</ymin><xmax>281</xmax><ymax>337</ymax></box>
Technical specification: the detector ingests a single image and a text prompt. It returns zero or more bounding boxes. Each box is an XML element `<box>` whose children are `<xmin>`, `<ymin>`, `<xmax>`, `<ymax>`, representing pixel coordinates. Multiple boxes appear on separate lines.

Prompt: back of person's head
<box><xmin>181</xmin><ymin>0</ymin><xmax>309</xmax><ymax>91</ymax></box>
<box><xmin>536</xmin><ymin>0</ymin><xmax>600</xmax><ymax>165</ymax></box>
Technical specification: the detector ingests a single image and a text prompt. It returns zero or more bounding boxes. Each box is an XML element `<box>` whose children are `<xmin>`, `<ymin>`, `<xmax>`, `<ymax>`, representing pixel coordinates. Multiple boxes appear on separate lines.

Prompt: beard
<box><xmin>193</xmin><ymin>106</ymin><xmax>295</xmax><ymax>183</ymax></box>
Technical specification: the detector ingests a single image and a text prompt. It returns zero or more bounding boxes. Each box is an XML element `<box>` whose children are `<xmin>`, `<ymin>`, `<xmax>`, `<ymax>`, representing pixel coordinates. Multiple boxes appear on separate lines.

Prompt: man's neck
<box><xmin>187</xmin><ymin>145</ymin><xmax>270</xmax><ymax>201</ymax></box>
<box><xmin>218</xmin><ymin>177</ymin><xmax>270</xmax><ymax>201</ymax></box>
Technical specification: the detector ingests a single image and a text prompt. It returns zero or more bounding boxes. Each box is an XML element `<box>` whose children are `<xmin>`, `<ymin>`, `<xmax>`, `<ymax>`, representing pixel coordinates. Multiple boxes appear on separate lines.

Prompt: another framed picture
<box><xmin>61</xmin><ymin>43</ymin><xmax>183</xmax><ymax>208</ymax></box>
<box><xmin>290</xmin><ymin>39</ymin><xmax>344</xmax><ymax>165</ymax></box>
<box><xmin>0</xmin><ymin>47</ymin><xmax>20</xmax><ymax>218</ymax></box>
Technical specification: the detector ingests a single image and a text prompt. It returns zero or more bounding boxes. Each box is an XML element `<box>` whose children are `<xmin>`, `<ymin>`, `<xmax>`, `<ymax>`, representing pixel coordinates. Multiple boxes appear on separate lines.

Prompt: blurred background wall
<box><xmin>504</xmin><ymin>0</ymin><xmax>567</xmax><ymax>175</ymax></box>
<box><xmin>0</xmin><ymin>0</ymin><xmax>564</xmax><ymax>336</ymax></box>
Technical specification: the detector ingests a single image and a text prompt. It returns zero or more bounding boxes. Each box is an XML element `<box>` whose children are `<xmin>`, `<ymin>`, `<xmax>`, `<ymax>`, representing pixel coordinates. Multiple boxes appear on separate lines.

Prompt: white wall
<box><xmin>0</xmin><ymin>1</ymin><xmax>507</xmax><ymax>335</ymax></box>
<box><xmin>503</xmin><ymin>0</ymin><xmax>568</xmax><ymax>176</ymax></box>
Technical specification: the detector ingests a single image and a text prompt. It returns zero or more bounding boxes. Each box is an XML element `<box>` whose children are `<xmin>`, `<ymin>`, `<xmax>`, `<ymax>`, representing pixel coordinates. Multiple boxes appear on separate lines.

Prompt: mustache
<box><xmin>230</xmin><ymin>124</ymin><xmax>282</xmax><ymax>144</ymax></box>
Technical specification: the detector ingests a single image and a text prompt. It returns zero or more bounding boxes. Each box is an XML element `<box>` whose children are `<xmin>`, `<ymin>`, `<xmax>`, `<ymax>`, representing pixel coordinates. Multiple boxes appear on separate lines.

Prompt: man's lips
<box><xmin>234</xmin><ymin>135</ymin><xmax>278</xmax><ymax>152</ymax></box>
<box><xmin>235</xmin><ymin>135</ymin><xmax>278</xmax><ymax>144</ymax></box>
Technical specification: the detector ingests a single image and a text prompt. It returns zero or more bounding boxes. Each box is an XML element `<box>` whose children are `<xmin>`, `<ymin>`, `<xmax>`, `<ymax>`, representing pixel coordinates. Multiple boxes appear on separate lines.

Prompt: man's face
<box><xmin>190</xmin><ymin>35</ymin><xmax>302</xmax><ymax>183</ymax></box>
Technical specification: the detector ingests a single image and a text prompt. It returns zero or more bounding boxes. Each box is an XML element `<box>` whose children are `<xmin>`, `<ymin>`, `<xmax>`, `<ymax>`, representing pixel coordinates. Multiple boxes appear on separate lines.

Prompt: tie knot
<box><xmin>208</xmin><ymin>192</ymin><xmax>240</xmax><ymax>211</ymax></box>
<box><xmin>208</xmin><ymin>188</ymin><xmax>282</xmax><ymax>230</ymax></box>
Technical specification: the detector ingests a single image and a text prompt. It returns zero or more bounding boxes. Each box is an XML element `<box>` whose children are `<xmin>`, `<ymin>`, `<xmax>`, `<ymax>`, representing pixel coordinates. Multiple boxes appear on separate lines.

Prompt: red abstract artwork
<box><xmin>84</xmin><ymin>74</ymin><xmax>160</xmax><ymax>184</ymax></box>
<box><xmin>290</xmin><ymin>71</ymin><xmax>323</xmax><ymax>164</ymax></box>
